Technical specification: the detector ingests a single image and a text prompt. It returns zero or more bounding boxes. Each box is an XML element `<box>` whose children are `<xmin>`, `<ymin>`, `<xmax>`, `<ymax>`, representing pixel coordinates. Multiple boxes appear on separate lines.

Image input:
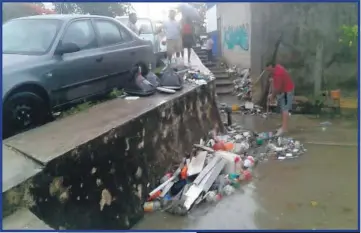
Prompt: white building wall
<box><xmin>217</xmin><ymin>3</ymin><xmax>251</xmax><ymax>68</ymax></box>
<box><xmin>206</xmin><ymin>5</ymin><xmax>217</xmax><ymax>33</ymax></box>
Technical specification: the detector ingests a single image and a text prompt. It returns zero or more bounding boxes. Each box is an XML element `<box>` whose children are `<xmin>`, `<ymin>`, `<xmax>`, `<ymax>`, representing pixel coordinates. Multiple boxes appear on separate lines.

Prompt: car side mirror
<box><xmin>55</xmin><ymin>42</ymin><xmax>80</xmax><ymax>55</ymax></box>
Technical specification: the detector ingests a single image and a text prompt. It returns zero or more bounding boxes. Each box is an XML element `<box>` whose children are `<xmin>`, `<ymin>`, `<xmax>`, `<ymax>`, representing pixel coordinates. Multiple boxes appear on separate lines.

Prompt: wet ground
<box><xmin>133</xmin><ymin>97</ymin><xmax>359</xmax><ymax>230</ymax></box>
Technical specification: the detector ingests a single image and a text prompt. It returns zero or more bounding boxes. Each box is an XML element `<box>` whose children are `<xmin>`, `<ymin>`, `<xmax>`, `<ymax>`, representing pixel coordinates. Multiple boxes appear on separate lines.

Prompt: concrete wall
<box><xmin>206</xmin><ymin>5</ymin><xmax>217</xmax><ymax>33</ymax></box>
<box><xmin>217</xmin><ymin>3</ymin><xmax>251</xmax><ymax>68</ymax></box>
<box><xmin>249</xmin><ymin>3</ymin><xmax>358</xmax><ymax>100</ymax></box>
<box><xmin>3</xmin><ymin>53</ymin><xmax>224</xmax><ymax>230</ymax></box>
<box><xmin>206</xmin><ymin>5</ymin><xmax>220</xmax><ymax>56</ymax></box>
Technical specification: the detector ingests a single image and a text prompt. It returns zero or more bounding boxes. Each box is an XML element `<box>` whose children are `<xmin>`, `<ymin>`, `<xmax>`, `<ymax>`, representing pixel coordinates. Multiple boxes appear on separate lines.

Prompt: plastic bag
<box><xmin>145</xmin><ymin>71</ymin><xmax>160</xmax><ymax>87</ymax></box>
<box><xmin>159</xmin><ymin>65</ymin><xmax>183</xmax><ymax>90</ymax></box>
<box><xmin>123</xmin><ymin>71</ymin><xmax>156</xmax><ymax>96</ymax></box>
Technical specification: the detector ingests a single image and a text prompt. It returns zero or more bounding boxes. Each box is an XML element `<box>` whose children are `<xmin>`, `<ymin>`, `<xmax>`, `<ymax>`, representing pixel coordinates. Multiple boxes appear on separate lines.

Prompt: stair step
<box><xmin>214</xmin><ymin>73</ymin><xmax>230</xmax><ymax>79</ymax></box>
<box><xmin>200</xmin><ymin>58</ymin><xmax>219</xmax><ymax>63</ymax></box>
<box><xmin>216</xmin><ymin>86</ymin><xmax>234</xmax><ymax>95</ymax></box>
<box><xmin>195</xmin><ymin>51</ymin><xmax>207</xmax><ymax>56</ymax></box>
<box><xmin>215</xmin><ymin>79</ymin><xmax>233</xmax><ymax>86</ymax></box>
<box><xmin>205</xmin><ymin>63</ymin><xmax>217</xmax><ymax>68</ymax></box>
<box><xmin>208</xmin><ymin>67</ymin><xmax>227</xmax><ymax>73</ymax></box>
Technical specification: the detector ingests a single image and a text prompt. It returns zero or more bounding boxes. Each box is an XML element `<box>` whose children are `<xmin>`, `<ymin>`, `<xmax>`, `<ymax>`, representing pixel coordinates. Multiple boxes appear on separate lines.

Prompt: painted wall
<box><xmin>217</xmin><ymin>3</ymin><xmax>251</xmax><ymax>68</ymax></box>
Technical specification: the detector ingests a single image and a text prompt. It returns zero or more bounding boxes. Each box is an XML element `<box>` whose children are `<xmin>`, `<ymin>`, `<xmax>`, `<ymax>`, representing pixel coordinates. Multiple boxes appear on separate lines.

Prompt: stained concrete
<box><xmin>3</xmin><ymin>208</ymin><xmax>52</xmax><ymax>230</ymax></box>
<box><xmin>2</xmin><ymin>50</ymin><xmax>223</xmax><ymax>230</ymax></box>
<box><xmin>2</xmin><ymin>146</ymin><xmax>42</xmax><ymax>192</ymax></box>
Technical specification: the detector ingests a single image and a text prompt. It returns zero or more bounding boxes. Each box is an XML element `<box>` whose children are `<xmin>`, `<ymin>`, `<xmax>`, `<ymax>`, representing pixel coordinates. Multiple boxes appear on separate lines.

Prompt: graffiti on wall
<box><xmin>223</xmin><ymin>24</ymin><xmax>249</xmax><ymax>51</ymax></box>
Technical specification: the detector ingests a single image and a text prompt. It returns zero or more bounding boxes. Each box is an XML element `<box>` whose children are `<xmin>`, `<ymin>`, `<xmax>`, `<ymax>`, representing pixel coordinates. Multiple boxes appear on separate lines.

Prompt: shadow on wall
<box><xmin>223</xmin><ymin>24</ymin><xmax>249</xmax><ymax>51</ymax></box>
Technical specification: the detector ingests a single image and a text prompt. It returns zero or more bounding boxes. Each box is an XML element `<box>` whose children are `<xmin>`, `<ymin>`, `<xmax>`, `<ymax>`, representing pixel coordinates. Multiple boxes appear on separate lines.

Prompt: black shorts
<box><xmin>182</xmin><ymin>34</ymin><xmax>193</xmax><ymax>48</ymax></box>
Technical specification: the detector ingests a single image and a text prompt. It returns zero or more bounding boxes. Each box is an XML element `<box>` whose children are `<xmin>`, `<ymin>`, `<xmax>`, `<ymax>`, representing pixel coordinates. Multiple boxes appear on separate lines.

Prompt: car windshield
<box><xmin>3</xmin><ymin>19</ymin><xmax>61</xmax><ymax>55</ymax></box>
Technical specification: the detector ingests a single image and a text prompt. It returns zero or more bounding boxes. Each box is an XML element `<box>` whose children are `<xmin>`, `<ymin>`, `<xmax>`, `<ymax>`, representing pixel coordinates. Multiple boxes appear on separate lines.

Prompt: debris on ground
<box><xmin>184</xmin><ymin>69</ymin><xmax>215</xmax><ymax>86</ymax></box>
<box><xmin>231</xmin><ymin>67</ymin><xmax>252</xmax><ymax>101</ymax></box>
<box><xmin>143</xmin><ymin>123</ymin><xmax>307</xmax><ymax>216</ymax></box>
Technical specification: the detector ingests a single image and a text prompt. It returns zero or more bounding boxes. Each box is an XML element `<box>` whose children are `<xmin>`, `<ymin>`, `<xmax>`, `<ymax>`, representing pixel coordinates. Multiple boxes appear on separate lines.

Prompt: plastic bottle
<box><xmin>242</xmin><ymin>170</ymin><xmax>252</xmax><ymax>181</ymax></box>
<box><xmin>143</xmin><ymin>201</ymin><xmax>161</xmax><ymax>212</ymax></box>
<box><xmin>205</xmin><ymin>191</ymin><xmax>218</xmax><ymax>202</ymax></box>
<box><xmin>243</xmin><ymin>158</ymin><xmax>254</xmax><ymax>169</ymax></box>
<box><xmin>234</xmin><ymin>156</ymin><xmax>243</xmax><ymax>173</ymax></box>
<box><xmin>180</xmin><ymin>166</ymin><xmax>188</xmax><ymax>180</ymax></box>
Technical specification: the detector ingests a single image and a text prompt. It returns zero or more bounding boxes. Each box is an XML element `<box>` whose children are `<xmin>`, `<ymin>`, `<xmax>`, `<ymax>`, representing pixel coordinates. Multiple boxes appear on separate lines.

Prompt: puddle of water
<box><xmin>134</xmin><ymin>109</ymin><xmax>358</xmax><ymax>230</ymax></box>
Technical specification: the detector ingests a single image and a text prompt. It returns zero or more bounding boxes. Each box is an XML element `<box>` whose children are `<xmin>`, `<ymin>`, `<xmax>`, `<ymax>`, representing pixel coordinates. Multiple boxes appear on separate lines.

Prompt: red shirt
<box><xmin>182</xmin><ymin>24</ymin><xmax>192</xmax><ymax>35</ymax></box>
<box><xmin>272</xmin><ymin>64</ymin><xmax>294</xmax><ymax>92</ymax></box>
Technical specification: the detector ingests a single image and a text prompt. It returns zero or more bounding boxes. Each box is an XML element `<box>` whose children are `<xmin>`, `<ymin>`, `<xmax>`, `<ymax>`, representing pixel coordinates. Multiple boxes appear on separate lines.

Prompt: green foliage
<box><xmin>339</xmin><ymin>25</ymin><xmax>358</xmax><ymax>47</ymax></box>
<box><xmin>108</xmin><ymin>88</ymin><xmax>124</xmax><ymax>99</ymax></box>
<box><xmin>338</xmin><ymin>24</ymin><xmax>358</xmax><ymax>60</ymax></box>
<box><xmin>53</xmin><ymin>3</ymin><xmax>132</xmax><ymax>17</ymax></box>
<box><xmin>60</xmin><ymin>102</ymin><xmax>93</xmax><ymax>118</ymax></box>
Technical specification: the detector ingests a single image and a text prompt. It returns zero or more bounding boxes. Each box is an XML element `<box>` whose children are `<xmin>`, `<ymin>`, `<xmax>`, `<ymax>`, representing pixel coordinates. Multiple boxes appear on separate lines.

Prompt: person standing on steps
<box><xmin>266</xmin><ymin>62</ymin><xmax>295</xmax><ymax>136</ymax></box>
<box><xmin>128</xmin><ymin>13</ymin><xmax>139</xmax><ymax>35</ymax></box>
<box><xmin>181</xmin><ymin>17</ymin><xmax>194</xmax><ymax>64</ymax></box>
<box><xmin>157</xmin><ymin>10</ymin><xmax>182</xmax><ymax>64</ymax></box>
<box><xmin>205</xmin><ymin>35</ymin><xmax>214</xmax><ymax>63</ymax></box>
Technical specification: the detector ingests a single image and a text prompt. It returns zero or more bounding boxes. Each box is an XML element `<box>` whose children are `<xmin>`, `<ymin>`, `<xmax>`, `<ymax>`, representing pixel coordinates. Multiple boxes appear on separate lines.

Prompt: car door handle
<box><xmin>96</xmin><ymin>57</ymin><xmax>103</xmax><ymax>62</ymax></box>
<box><xmin>130</xmin><ymin>51</ymin><xmax>136</xmax><ymax>56</ymax></box>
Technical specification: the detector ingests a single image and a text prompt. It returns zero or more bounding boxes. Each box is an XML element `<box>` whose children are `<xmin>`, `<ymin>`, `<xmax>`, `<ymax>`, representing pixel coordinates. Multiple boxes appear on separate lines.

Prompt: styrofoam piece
<box><xmin>183</xmin><ymin>185</ymin><xmax>202</xmax><ymax>210</ymax></box>
<box><xmin>156</xmin><ymin>87</ymin><xmax>176</xmax><ymax>93</ymax></box>
<box><xmin>245</xmin><ymin>101</ymin><xmax>254</xmax><ymax>109</ymax></box>
<box><xmin>183</xmin><ymin>158</ymin><xmax>226</xmax><ymax>210</ymax></box>
<box><xmin>187</xmin><ymin>151</ymin><xmax>208</xmax><ymax>176</ymax></box>
<box><xmin>215</xmin><ymin>151</ymin><xmax>240</xmax><ymax>174</ymax></box>
<box><xmin>193</xmin><ymin>156</ymin><xmax>221</xmax><ymax>185</ymax></box>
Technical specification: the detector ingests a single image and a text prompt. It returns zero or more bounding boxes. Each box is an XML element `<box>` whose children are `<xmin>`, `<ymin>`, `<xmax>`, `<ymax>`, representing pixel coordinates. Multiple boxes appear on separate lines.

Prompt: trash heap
<box><xmin>220</xmin><ymin>101</ymin><xmax>267</xmax><ymax>116</ymax></box>
<box><xmin>183</xmin><ymin>69</ymin><xmax>215</xmax><ymax>86</ymax></box>
<box><xmin>143</xmin><ymin>125</ymin><xmax>307</xmax><ymax>215</ymax></box>
<box><xmin>232</xmin><ymin>68</ymin><xmax>252</xmax><ymax>101</ymax></box>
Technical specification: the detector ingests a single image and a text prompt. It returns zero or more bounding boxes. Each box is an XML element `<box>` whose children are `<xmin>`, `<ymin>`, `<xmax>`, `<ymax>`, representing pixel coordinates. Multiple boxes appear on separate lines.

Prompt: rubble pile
<box><xmin>143</xmin><ymin>125</ymin><xmax>307</xmax><ymax>215</ymax></box>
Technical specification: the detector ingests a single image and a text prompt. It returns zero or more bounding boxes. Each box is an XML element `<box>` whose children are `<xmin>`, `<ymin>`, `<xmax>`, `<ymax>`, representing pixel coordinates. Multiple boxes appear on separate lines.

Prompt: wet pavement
<box><xmin>133</xmin><ymin>97</ymin><xmax>359</xmax><ymax>230</ymax></box>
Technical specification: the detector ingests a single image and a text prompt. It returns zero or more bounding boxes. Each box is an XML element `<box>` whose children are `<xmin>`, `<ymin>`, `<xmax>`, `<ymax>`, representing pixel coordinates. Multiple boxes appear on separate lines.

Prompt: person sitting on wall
<box><xmin>266</xmin><ymin>61</ymin><xmax>295</xmax><ymax>136</ymax></box>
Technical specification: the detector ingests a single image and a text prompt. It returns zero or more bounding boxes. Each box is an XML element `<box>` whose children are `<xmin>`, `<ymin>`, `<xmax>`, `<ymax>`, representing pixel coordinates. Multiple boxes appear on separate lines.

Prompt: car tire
<box><xmin>3</xmin><ymin>91</ymin><xmax>50</xmax><ymax>138</ymax></box>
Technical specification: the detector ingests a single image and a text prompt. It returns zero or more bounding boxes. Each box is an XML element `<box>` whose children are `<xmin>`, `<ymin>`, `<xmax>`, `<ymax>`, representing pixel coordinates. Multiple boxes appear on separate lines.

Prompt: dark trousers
<box><xmin>207</xmin><ymin>49</ymin><xmax>213</xmax><ymax>61</ymax></box>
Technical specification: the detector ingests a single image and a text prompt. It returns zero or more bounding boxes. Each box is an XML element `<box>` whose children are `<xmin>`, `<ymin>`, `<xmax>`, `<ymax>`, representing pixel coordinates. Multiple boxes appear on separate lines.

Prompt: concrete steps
<box><xmin>194</xmin><ymin>48</ymin><xmax>233</xmax><ymax>95</ymax></box>
<box><xmin>216</xmin><ymin>86</ymin><xmax>234</xmax><ymax>95</ymax></box>
<box><xmin>215</xmin><ymin>79</ymin><xmax>233</xmax><ymax>86</ymax></box>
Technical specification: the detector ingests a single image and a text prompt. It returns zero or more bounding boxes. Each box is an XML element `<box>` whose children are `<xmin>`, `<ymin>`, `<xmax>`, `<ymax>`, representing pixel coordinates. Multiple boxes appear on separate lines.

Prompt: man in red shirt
<box><xmin>266</xmin><ymin>62</ymin><xmax>295</xmax><ymax>136</ymax></box>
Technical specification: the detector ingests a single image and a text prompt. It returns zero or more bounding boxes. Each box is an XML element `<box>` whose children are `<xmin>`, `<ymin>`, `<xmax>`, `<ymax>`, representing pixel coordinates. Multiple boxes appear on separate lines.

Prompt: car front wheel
<box><xmin>3</xmin><ymin>92</ymin><xmax>50</xmax><ymax>138</ymax></box>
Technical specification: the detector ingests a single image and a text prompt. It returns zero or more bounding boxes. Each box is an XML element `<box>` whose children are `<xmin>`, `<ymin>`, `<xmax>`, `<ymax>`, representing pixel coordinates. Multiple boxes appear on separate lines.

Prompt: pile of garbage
<box><xmin>219</xmin><ymin>101</ymin><xmax>268</xmax><ymax>118</ymax></box>
<box><xmin>231</xmin><ymin>68</ymin><xmax>252</xmax><ymax>101</ymax></box>
<box><xmin>184</xmin><ymin>69</ymin><xmax>215</xmax><ymax>86</ymax></box>
<box><xmin>143</xmin><ymin>125</ymin><xmax>307</xmax><ymax>215</ymax></box>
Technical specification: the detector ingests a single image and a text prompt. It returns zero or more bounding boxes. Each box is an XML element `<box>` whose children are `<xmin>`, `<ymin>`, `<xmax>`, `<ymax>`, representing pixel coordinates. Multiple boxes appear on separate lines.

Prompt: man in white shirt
<box><xmin>128</xmin><ymin>13</ymin><xmax>139</xmax><ymax>35</ymax></box>
<box><xmin>160</xmin><ymin>10</ymin><xmax>182</xmax><ymax>63</ymax></box>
